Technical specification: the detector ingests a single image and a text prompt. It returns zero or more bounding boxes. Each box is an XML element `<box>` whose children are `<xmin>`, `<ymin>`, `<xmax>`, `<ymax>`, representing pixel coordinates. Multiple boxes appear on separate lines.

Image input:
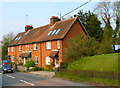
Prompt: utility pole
<box><xmin>26</xmin><ymin>14</ymin><xmax>28</xmax><ymax>25</ymax></box>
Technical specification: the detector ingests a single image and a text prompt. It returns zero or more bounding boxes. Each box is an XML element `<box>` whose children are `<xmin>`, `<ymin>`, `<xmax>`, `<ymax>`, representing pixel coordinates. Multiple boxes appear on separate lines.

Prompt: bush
<box><xmin>63</xmin><ymin>34</ymin><xmax>100</xmax><ymax>64</ymax></box>
<box><xmin>24</xmin><ymin>60</ymin><xmax>34</xmax><ymax>70</ymax></box>
<box><xmin>38</xmin><ymin>67</ymin><xmax>44</xmax><ymax>71</ymax></box>
<box><xmin>43</xmin><ymin>69</ymin><xmax>50</xmax><ymax>71</ymax></box>
<box><xmin>18</xmin><ymin>63</ymin><xmax>23</xmax><ymax>66</ymax></box>
<box><xmin>60</xmin><ymin>62</ymin><xmax>68</xmax><ymax>69</ymax></box>
<box><xmin>31</xmin><ymin>66</ymin><xmax>39</xmax><ymax>71</ymax></box>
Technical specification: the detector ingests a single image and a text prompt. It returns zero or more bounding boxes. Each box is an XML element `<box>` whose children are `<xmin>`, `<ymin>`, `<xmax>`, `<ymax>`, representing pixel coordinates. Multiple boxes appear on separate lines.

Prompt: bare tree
<box><xmin>94</xmin><ymin>1</ymin><xmax>115</xmax><ymax>26</ymax></box>
<box><xmin>2</xmin><ymin>32</ymin><xmax>15</xmax><ymax>59</ymax></box>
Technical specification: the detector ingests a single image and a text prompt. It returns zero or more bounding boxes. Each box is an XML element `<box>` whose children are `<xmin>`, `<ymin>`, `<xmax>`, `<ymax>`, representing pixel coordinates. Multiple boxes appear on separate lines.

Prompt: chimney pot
<box><xmin>25</xmin><ymin>25</ymin><xmax>33</xmax><ymax>33</ymax></box>
<box><xmin>50</xmin><ymin>16</ymin><xmax>61</xmax><ymax>26</ymax></box>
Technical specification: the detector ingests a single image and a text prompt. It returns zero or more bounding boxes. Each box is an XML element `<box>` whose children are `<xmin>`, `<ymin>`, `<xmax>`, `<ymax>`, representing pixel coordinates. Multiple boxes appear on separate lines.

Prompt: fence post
<box><xmin>112</xmin><ymin>72</ymin><xmax>114</xmax><ymax>80</ymax></box>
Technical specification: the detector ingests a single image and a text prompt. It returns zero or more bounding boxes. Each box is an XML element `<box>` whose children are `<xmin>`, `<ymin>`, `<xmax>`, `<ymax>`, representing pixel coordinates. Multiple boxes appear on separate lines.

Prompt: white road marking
<box><xmin>6</xmin><ymin>75</ymin><xmax>15</xmax><ymax>79</ymax></box>
<box><xmin>20</xmin><ymin>80</ymin><xmax>35</xmax><ymax>86</ymax></box>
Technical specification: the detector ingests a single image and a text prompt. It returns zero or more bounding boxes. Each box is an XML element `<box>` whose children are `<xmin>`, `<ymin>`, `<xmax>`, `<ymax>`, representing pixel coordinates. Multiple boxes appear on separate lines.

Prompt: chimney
<box><xmin>25</xmin><ymin>25</ymin><xmax>33</xmax><ymax>33</ymax></box>
<box><xmin>50</xmin><ymin>16</ymin><xmax>61</xmax><ymax>26</ymax></box>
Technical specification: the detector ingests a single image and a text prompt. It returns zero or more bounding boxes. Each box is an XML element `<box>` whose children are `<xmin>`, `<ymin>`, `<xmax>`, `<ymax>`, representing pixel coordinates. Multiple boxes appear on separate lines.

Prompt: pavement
<box><xmin>2</xmin><ymin>71</ymin><xmax>92</xmax><ymax>87</ymax></box>
<box><xmin>29</xmin><ymin>71</ymin><xmax>55</xmax><ymax>78</ymax></box>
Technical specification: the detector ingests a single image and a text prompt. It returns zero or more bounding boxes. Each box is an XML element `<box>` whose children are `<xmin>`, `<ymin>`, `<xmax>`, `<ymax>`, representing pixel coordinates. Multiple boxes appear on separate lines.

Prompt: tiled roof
<box><xmin>19</xmin><ymin>52</ymin><xmax>31</xmax><ymax>58</ymax></box>
<box><xmin>8</xmin><ymin>17</ymin><xmax>87</xmax><ymax>46</ymax></box>
<box><xmin>49</xmin><ymin>50</ymin><xmax>59</xmax><ymax>58</ymax></box>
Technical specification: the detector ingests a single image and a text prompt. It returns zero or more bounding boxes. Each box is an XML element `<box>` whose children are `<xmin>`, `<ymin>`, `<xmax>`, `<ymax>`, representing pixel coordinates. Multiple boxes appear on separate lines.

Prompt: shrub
<box><xmin>63</xmin><ymin>34</ymin><xmax>100</xmax><ymax>64</ymax></box>
<box><xmin>38</xmin><ymin>67</ymin><xmax>44</xmax><ymax>71</ymax></box>
<box><xmin>18</xmin><ymin>63</ymin><xmax>23</xmax><ymax>66</ymax></box>
<box><xmin>60</xmin><ymin>62</ymin><xmax>68</xmax><ymax>69</ymax></box>
<box><xmin>44</xmin><ymin>69</ymin><xmax>50</xmax><ymax>71</ymax></box>
<box><xmin>24</xmin><ymin>60</ymin><xmax>34</xmax><ymax>70</ymax></box>
<box><xmin>31</xmin><ymin>66</ymin><xmax>39</xmax><ymax>71</ymax></box>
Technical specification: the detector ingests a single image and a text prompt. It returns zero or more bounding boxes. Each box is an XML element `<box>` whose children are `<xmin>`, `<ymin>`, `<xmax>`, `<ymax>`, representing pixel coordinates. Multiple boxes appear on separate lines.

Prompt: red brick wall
<box><xmin>8</xmin><ymin>19</ymin><xmax>85</xmax><ymax>68</ymax></box>
<box><xmin>8</xmin><ymin>40</ymin><xmax>63</xmax><ymax>68</ymax></box>
<box><xmin>62</xmin><ymin>20</ymin><xmax>86</xmax><ymax>54</ymax></box>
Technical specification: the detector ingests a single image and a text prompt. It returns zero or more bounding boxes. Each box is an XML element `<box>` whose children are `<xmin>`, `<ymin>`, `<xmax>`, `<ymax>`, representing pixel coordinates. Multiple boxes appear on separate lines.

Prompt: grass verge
<box><xmin>55</xmin><ymin>72</ymin><xmax>118</xmax><ymax>86</ymax></box>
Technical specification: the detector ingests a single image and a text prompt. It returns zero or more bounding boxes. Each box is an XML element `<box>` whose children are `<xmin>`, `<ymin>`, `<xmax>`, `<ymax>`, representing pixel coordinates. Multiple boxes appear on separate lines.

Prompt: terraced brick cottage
<box><xmin>7</xmin><ymin>16</ymin><xmax>88</xmax><ymax>68</ymax></box>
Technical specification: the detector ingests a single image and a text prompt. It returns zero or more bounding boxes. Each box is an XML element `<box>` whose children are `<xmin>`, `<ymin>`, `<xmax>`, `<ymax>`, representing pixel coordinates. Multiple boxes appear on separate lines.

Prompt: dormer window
<box><xmin>51</xmin><ymin>30</ymin><xmax>56</xmax><ymax>35</ymax></box>
<box><xmin>55</xmin><ymin>29</ymin><xmax>61</xmax><ymax>34</ymax></box>
<box><xmin>47</xmin><ymin>31</ymin><xmax>52</xmax><ymax>36</ymax></box>
<box><xmin>33</xmin><ymin>43</ymin><xmax>37</xmax><ymax>50</ymax></box>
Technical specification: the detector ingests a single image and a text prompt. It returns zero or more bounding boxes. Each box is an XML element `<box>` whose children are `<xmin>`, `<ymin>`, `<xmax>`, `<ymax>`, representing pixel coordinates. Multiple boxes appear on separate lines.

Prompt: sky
<box><xmin>0</xmin><ymin>0</ymin><xmax>116</xmax><ymax>41</ymax></box>
<box><xmin>0</xmin><ymin>1</ymin><xmax>99</xmax><ymax>41</ymax></box>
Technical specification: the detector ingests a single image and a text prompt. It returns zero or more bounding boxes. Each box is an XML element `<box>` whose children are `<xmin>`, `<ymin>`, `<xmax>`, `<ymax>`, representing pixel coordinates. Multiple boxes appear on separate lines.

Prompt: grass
<box><xmin>56</xmin><ymin>53</ymin><xmax>119</xmax><ymax>86</ymax></box>
<box><xmin>67</xmin><ymin>53</ymin><xmax>118</xmax><ymax>72</ymax></box>
<box><xmin>55</xmin><ymin>72</ymin><xmax>118</xmax><ymax>86</ymax></box>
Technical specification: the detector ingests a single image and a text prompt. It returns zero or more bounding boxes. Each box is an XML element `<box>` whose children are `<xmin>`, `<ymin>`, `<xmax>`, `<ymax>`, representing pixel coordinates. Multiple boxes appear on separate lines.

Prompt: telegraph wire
<box><xmin>60</xmin><ymin>0</ymin><xmax>92</xmax><ymax>19</ymax></box>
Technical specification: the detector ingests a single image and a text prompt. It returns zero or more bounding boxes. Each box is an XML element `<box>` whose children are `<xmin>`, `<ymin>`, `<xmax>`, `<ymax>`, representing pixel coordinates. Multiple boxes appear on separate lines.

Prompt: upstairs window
<box><xmin>57</xmin><ymin>40</ymin><xmax>60</xmax><ymax>49</ymax></box>
<box><xmin>19</xmin><ymin>56</ymin><xmax>21</xmax><ymax>63</ymax></box>
<box><xmin>34</xmin><ymin>56</ymin><xmax>38</xmax><ymax>64</ymax></box>
<box><xmin>33</xmin><ymin>43</ymin><xmax>37</xmax><ymax>50</ymax></box>
<box><xmin>8</xmin><ymin>47</ymin><xmax>9</xmax><ymax>52</ymax></box>
<box><xmin>28</xmin><ymin>45</ymin><xmax>29</xmax><ymax>51</ymax></box>
<box><xmin>19</xmin><ymin>45</ymin><xmax>22</xmax><ymax>51</ymax></box>
<box><xmin>12</xmin><ymin>56</ymin><xmax>14</xmax><ymax>62</ymax></box>
<box><xmin>25</xmin><ymin>45</ymin><xmax>29</xmax><ymax>51</ymax></box>
<box><xmin>45</xmin><ymin>56</ymin><xmax>50</xmax><ymax>65</ymax></box>
<box><xmin>11</xmin><ymin>47</ymin><xmax>14</xmax><ymax>52</ymax></box>
<box><xmin>46</xmin><ymin>41</ymin><xmax>51</xmax><ymax>50</ymax></box>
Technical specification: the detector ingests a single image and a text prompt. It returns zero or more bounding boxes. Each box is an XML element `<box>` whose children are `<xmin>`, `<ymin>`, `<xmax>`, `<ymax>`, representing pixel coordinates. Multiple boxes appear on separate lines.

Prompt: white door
<box><xmin>55</xmin><ymin>57</ymin><xmax>58</xmax><ymax>68</ymax></box>
<box><xmin>24</xmin><ymin>58</ymin><xmax>26</xmax><ymax>65</ymax></box>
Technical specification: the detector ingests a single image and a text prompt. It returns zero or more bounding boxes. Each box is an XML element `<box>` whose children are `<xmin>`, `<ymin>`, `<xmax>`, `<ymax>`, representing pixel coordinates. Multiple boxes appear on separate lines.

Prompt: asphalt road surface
<box><xmin>2</xmin><ymin>71</ymin><xmax>92</xmax><ymax>87</ymax></box>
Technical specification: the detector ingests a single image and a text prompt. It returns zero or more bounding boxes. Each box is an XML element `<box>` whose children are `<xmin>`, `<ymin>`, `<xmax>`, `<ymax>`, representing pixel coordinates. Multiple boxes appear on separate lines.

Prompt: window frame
<box><xmin>19</xmin><ymin>56</ymin><xmax>21</xmax><ymax>63</ymax></box>
<box><xmin>33</xmin><ymin>43</ymin><xmax>37</xmax><ymax>50</ymax></box>
<box><xmin>19</xmin><ymin>45</ymin><xmax>22</xmax><ymax>51</ymax></box>
<box><xmin>45</xmin><ymin>56</ymin><xmax>50</xmax><ymax>65</ymax></box>
<box><xmin>34</xmin><ymin>56</ymin><xmax>38</xmax><ymax>64</ymax></box>
<box><xmin>46</xmin><ymin>41</ymin><xmax>51</xmax><ymax>50</ymax></box>
<box><xmin>11</xmin><ymin>47</ymin><xmax>14</xmax><ymax>52</ymax></box>
<box><xmin>57</xmin><ymin>40</ymin><xmax>60</xmax><ymax>49</ymax></box>
<box><xmin>12</xmin><ymin>56</ymin><xmax>14</xmax><ymax>62</ymax></box>
<box><xmin>8</xmin><ymin>47</ymin><xmax>9</xmax><ymax>52</ymax></box>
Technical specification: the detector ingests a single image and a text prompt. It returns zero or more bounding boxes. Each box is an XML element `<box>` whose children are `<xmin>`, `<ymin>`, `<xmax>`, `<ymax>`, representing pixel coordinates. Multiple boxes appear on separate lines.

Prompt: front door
<box><xmin>55</xmin><ymin>57</ymin><xmax>59</xmax><ymax>68</ymax></box>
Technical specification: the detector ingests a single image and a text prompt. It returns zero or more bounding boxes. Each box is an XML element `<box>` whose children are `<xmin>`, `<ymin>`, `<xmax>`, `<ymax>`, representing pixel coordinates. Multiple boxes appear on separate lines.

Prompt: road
<box><xmin>1</xmin><ymin>71</ymin><xmax>91</xmax><ymax>87</ymax></box>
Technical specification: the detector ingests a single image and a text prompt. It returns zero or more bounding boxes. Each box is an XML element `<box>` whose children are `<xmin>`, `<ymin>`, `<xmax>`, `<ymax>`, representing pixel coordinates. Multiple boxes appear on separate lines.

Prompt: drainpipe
<box><xmin>40</xmin><ymin>43</ymin><xmax>42</xmax><ymax>67</ymax></box>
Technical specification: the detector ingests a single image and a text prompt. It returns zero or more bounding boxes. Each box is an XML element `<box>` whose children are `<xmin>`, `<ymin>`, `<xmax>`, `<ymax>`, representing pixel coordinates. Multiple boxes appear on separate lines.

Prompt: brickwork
<box><xmin>8</xmin><ymin>19</ymin><xmax>86</xmax><ymax>68</ymax></box>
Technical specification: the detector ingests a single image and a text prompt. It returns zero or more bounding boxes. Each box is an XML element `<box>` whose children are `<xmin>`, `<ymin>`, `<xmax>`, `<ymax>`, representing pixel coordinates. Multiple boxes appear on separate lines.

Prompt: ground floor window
<box><xmin>45</xmin><ymin>56</ymin><xmax>50</xmax><ymax>65</ymax></box>
<box><xmin>34</xmin><ymin>56</ymin><xmax>38</xmax><ymax>64</ymax></box>
<box><xmin>19</xmin><ymin>56</ymin><xmax>21</xmax><ymax>63</ymax></box>
<box><xmin>12</xmin><ymin>56</ymin><xmax>14</xmax><ymax>62</ymax></box>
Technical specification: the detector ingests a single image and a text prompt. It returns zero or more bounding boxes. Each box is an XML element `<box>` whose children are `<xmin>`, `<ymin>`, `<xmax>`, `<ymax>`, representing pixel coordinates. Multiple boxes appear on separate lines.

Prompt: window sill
<box><xmin>46</xmin><ymin>48</ymin><xmax>51</xmax><ymax>50</ymax></box>
<box><xmin>33</xmin><ymin>49</ymin><xmax>37</xmax><ymax>51</ymax></box>
<box><xmin>57</xmin><ymin>47</ymin><xmax>60</xmax><ymax>49</ymax></box>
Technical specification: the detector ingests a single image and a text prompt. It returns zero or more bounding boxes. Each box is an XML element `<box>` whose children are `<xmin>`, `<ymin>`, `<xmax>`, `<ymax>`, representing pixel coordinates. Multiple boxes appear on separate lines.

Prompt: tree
<box><xmin>113</xmin><ymin>2</ymin><xmax>119</xmax><ymax>44</ymax></box>
<box><xmin>77</xmin><ymin>10</ymin><xmax>103</xmax><ymax>42</ymax></box>
<box><xmin>63</xmin><ymin>34</ymin><xmax>100</xmax><ymax>64</ymax></box>
<box><xmin>94</xmin><ymin>1</ymin><xmax>119</xmax><ymax>44</ymax></box>
<box><xmin>94</xmin><ymin>1</ymin><xmax>114</xmax><ymax>26</ymax></box>
<box><xmin>2</xmin><ymin>32</ymin><xmax>15</xmax><ymax>60</ymax></box>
